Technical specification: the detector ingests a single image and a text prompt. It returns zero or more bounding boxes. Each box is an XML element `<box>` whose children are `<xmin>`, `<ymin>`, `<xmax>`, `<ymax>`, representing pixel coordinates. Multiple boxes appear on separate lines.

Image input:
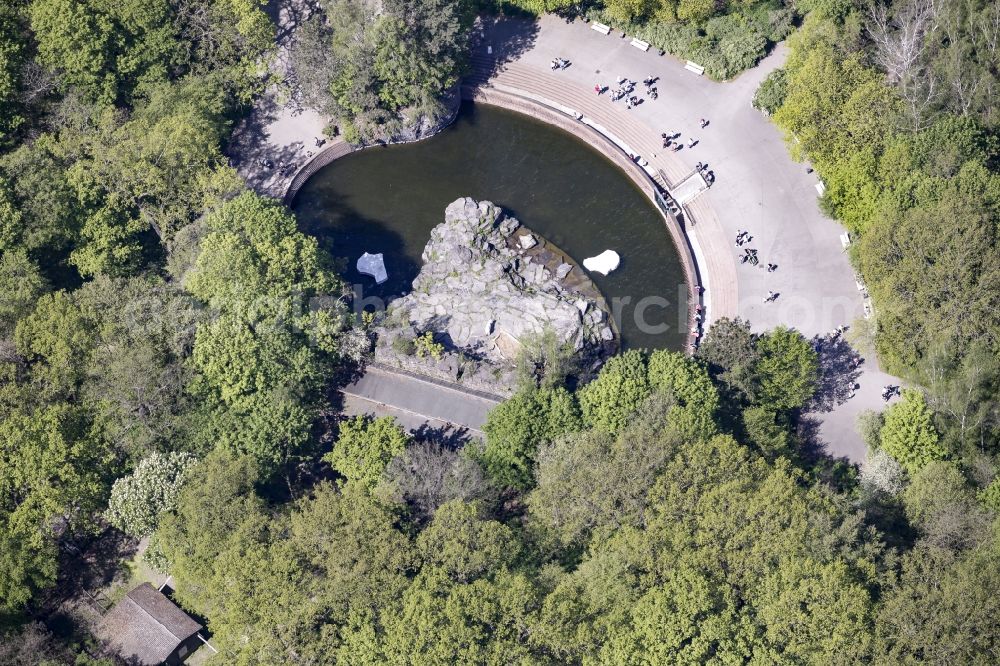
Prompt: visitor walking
<box><xmin>764</xmin><ymin>290</ymin><xmax>776</xmax><ymax>303</ymax></box>
<box><xmin>699</xmin><ymin>118</ymin><xmax>709</xmax><ymax>128</ymax></box>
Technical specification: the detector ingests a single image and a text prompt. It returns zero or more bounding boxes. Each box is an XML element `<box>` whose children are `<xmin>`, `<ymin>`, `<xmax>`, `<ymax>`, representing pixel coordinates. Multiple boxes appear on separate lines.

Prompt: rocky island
<box><xmin>375</xmin><ymin>198</ymin><xmax>615</xmax><ymax>394</ymax></box>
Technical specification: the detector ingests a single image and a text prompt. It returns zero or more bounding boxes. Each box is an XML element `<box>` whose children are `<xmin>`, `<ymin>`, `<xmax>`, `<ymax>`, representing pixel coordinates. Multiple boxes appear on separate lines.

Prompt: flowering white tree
<box><xmin>860</xmin><ymin>448</ymin><xmax>906</xmax><ymax>496</ymax></box>
<box><xmin>106</xmin><ymin>452</ymin><xmax>197</xmax><ymax>536</ymax></box>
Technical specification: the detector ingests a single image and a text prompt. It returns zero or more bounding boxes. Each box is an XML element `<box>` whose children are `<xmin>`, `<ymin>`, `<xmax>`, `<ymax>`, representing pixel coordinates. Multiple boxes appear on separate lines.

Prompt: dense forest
<box><xmin>1</xmin><ymin>0</ymin><xmax>1000</xmax><ymax>662</ymax></box>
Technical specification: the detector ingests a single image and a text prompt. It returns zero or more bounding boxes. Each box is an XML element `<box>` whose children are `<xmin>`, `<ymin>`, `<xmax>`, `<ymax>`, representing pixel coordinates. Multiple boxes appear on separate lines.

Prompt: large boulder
<box><xmin>388</xmin><ymin>198</ymin><xmax>608</xmax><ymax>364</ymax></box>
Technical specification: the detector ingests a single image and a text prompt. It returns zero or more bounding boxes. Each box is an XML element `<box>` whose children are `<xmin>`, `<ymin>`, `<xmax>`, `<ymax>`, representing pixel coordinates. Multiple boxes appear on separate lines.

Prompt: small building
<box><xmin>97</xmin><ymin>583</ymin><xmax>203</xmax><ymax>665</ymax></box>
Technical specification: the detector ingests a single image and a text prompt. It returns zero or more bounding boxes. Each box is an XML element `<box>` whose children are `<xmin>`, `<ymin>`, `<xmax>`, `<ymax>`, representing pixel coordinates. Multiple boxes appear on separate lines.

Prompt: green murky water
<box><xmin>293</xmin><ymin>103</ymin><xmax>686</xmax><ymax>350</ymax></box>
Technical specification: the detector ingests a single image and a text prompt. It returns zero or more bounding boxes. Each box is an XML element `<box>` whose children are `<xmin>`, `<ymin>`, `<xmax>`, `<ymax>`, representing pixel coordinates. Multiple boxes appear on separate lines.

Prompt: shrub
<box><xmin>392</xmin><ymin>334</ymin><xmax>416</xmax><ymax>356</ymax></box>
<box><xmin>753</xmin><ymin>68</ymin><xmax>788</xmax><ymax>115</ymax></box>
<box><xmin>414</xmin><ymin>331</ymin><xmax>444</xmax><ymax>360</ymax></box>
<box><xmin>325</xmin><ymin>415</ymin><xmax>409</xmax><ymax>489</ymax></box>
<box><xmin>880</xmin><ymin>390</ymin><xmax>947</xmax><ymax>474</ymax></box>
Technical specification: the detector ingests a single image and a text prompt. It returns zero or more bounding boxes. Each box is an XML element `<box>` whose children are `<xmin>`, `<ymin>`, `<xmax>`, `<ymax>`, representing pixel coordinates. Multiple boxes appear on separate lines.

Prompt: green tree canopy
<box><xmin>0</xmin><ymin>404</ymin><xmax>112</xmax><ymax>611</ymax></box>
<box><xmin>14</xmin><ymin>290</ymin><xmax>95</xmax><ymax>400</ymax></box>
<box><xmin>186</xmin><ymin>191</ymin><xmax>340</xmax><ymax>305</ymax></box>
<box><xmin>0</xmin><ymin>249</ymin><xmax>48</xmax><ymax>336</ymax></box>
<box><xmin>754</xmin><ymin>326</ymin><xmax>819</xmax><ymax>411</ymax></box>
<box><xmin>325</xmin><ymin>415</ymin><xmax>410</xmax><ymax>490</ymax></box>
<box><xmin>481</xmin><ymin>386</ymin><xmax>581</xmax><ymax>489</ymax></box>
<box><xmin>0</xmin><ymin>4</ymin><xmax>26</xmax><ymax>143</ymax></box>
<box><xmin>578</xmin><ymin>349</ymin><xmax>650</xmax><ymax>433</ymax></box>
<box><xmin>29</xmin><ymin>0</ymin><xmax>179</xmax><ymax>105</ymax></box>
<box><xmin>153</xmin><ymin>448</ymin><xmax>265</xmax><ymax>615</ymax></box>
<box><xmin>880</xmin><ymin>389</ymin><xmax>946</xmax><ymax>474</ymax></box>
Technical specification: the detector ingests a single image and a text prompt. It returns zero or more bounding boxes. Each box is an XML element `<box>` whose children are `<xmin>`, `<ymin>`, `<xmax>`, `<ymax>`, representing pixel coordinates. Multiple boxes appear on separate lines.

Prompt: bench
<box><xmin>684</xmin><ymin>61</ymin><xmax>705</xmax><ymax>76</ymax></box>
<box><xmin>630</xmin><ymin>38</ymin><xmax>650</xmax><ymax>52</ymax></box>
<box><xmin>591</xmin><ymin>22</ymin><xmax>611</xmax><ymax>35</ymax></box>
<box><xmin>840</xmin><ymin>231</ymin><xmax>851</xmax><ymax>249</ymax></box>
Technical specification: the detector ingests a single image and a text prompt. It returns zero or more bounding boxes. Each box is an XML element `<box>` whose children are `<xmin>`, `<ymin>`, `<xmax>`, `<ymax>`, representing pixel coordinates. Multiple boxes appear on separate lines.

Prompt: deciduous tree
<box><xmin>325</xmin><ymin>415</ymin><xmax>410</xmax><ymax>490</ymax></box>
<box><xmin>105</xmin><ymin>451</ymin><xmax>197</xmax><ymax>537</ymax></box>
<box><xmin>482</xmin><ymin>386</ymin><xmax>581</xmax><ymax>489</ymax></box>
<box><xmin>880</xmin><ymin>389</ymin><xmax>946</xmax><ymax>473</ymax></box>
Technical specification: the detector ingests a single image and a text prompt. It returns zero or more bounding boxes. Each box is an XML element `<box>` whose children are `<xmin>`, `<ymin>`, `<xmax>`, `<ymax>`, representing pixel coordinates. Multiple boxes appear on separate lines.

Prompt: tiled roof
<box><xmin>98</xmin><ymin>583</ymin><xmax>202</xmax><ymax>665</ymax></box>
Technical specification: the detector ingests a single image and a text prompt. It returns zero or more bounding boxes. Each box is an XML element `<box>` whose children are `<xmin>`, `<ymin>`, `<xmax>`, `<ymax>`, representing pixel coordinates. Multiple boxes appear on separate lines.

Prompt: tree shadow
<box><xmin>795</xmin><ymin>414</ymin><xmax>857</xmax><ymax>492</ymax></box>
<box><xmin>28</xmin><ymin>527</ymin><xmax>136</xmax><ymax>629</ymax></box>
<box><xmin>807</xmin><ymin>334</ymin><xmax>863</xmax><ymax>413</ymax></box>
<box><xmin>411</xmin><ymin>422</ymin><xmax>478</xmax><ymax>448</ymax></box>
<box><xmin>55</xmin><ymin>529</ymin><xmax>136</xmax><ymax>606</ymax></box>
<box><xmin>265</xmin><ymin>0</ymin><xmax>323</xmax><ymax>48</ymax></box>
<box><xmin>226</xmin><ymin>90</ymin><xmax>311</xmax><ymax>198</ymax></box>
<box><xmin>467</xmin><ymin>17</ymin><xmax>541</xmax><ymax>86</ymax></box>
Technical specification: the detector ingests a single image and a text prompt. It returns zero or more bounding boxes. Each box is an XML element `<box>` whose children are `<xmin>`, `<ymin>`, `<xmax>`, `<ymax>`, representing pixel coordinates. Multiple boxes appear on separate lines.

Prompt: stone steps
<box><xmin>492</xmin><ymin>69</ymin><xmax>652</xmax><ymax>154</ymax></box>
<box><xmin>489</xmin><ymin>64</ymin><xmax>690</xmax><ymax>184</ymax></box>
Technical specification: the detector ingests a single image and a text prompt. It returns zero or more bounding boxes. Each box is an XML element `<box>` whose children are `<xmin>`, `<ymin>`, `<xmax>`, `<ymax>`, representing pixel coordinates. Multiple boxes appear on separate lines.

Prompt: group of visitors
<box><xmin>734</xmin><ymin>228</ymin><xmax>781</xmax><ymax>302</ymax></box>
<box><xmin>605</xmin><ymin>78</ymin><xmax>641</xmax><ymax>108</ymax></box>
<box><xmin>550</xmin><ymin>57</ymin><xmax>570</xmax><ymax>70</ymax></box>
<box><xmin>643</xmin><ymin>76</ymin><xmax>659</xmax><ymax>100</ymax></box>
<box><xmin>695</xmin><ymin>162</ymin><xmax>716</xmax><ymax>185</ymax></box>
<box><xmin>660</xmin><ymin>132</ymin><xmax>699</xmax><ymax>152</ymax></box>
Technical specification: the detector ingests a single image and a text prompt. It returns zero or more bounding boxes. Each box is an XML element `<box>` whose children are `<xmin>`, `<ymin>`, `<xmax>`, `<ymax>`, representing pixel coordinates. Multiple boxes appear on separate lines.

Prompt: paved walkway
<box><xmin>340</xmin><ymin>366</ymin><xmax>500</xmax><ymax>440</ymax></box>
<box><xmin>227</xmin><ymin>0</ymin><xmax>328</xmax><ymax>198</ymax></box>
